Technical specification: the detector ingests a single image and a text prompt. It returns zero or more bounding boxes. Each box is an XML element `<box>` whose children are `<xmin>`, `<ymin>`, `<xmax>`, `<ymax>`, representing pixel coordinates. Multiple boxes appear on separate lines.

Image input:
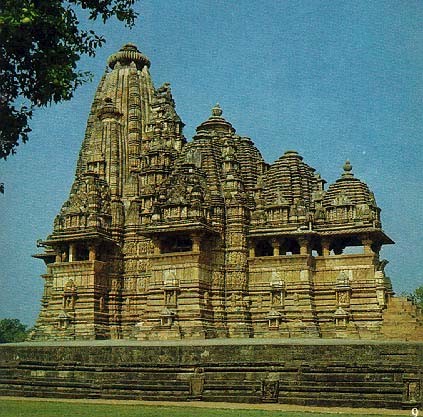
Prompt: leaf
<box><xmin>0</xmin><ymin>0</ymin><xmax>139</xmax><ymax>158</ymax></box>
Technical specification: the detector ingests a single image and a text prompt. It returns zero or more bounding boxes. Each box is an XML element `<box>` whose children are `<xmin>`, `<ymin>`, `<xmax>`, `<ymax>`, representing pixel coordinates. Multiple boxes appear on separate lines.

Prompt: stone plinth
<box><xmin>0</xmin><ymin>339</ymin><xmax>422</xmax><ymax>409</ymax></box>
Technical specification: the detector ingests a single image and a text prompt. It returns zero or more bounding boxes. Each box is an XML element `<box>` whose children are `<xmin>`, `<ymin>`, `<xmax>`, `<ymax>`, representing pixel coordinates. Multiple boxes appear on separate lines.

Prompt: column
<box><xmin>152</xmin><ymin>237</ymin><xmax>161</xmax><ymax>255</ymax></box>
<box><xmin>89</xmin><ymin>244</ymin><xmax>96</xmax><ymax>261</ymax></box>
<box><xmin>192</xmin><ymin>233</ymin><xmax>201</xmax><ymax>253</ymax></box>
<box><xmin>69</xmin><ymin>243</ymin><xmax>76</xmax><ymax>262</ymax></box>
<box><xmin>362</xmin><ymin>237</ymin><xmax>374</xmax><ymax>255</ymax></box>
<box><xmin>298</xmin><ymin>237</ymin><xmax>310</xmax><ymax>255</ymax></box>
<box><xmin>321</xmin><ymin>238</ymin><xmax>331</xmax><ymax>256</ymax></box>
<box><xmin>271</xmin><ymin>238</ymin><xmax>280</xmax><ymax>256</ymax></box>
<box><xmin>248</xmin><ymin>242</ymin><xmax>255</xmax><ymax>258</ymax></box>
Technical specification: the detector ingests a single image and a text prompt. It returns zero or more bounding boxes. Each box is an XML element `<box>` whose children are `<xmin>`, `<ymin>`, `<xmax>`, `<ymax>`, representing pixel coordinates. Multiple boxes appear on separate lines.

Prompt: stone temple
<box><xmin>31</xmin><ymin>44</ymin><xmax>423</xmax><ymax>341</ymax></box>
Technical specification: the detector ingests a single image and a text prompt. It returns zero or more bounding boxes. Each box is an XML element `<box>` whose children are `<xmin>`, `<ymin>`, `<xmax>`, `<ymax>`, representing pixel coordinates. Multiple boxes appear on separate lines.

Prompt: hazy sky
<box><xmin>1</xmin><ymin>0</ymin><xmax>422</xmax><ymax>326</ymax></box>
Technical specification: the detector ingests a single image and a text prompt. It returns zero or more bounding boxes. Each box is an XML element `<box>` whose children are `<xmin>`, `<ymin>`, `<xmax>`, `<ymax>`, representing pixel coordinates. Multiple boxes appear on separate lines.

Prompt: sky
<box><xmin>1</xmin><ymin>0</ymin><xmax>422</xmax><ymax>326</ymax></box>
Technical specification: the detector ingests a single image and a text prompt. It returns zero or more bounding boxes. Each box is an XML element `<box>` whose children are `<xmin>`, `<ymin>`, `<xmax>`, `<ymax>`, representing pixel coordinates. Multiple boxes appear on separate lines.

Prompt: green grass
<box><xmin>0</xmin><ymin>399</ymin><xmax>407</xmax><ymax>417</ymax></box>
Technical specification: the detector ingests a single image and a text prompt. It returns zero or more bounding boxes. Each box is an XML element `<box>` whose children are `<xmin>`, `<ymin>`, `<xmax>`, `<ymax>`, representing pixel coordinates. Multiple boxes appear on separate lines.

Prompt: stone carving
<box><xmin>275</xmin><ymin>189</ymin><xmax>289</xmax><ymax>206</ymax></box>
<box><xmin>189</xmin><ymin>367</ymin><xmax>205</xmax><ymax>399</ymax></box>
<box><xmin>403</xmin><ymin>375</ymin><xmax>422</xmax><ymax>405</ymax></box>
<box><xmin>163</xmin><ymin>269</ymin><xmax>178</xmax><ymax>287</ymax></box>
<box><xmin>376</xmin><ymin>259</ymin><xmax>389</xmax><ymax>274</ymax></box>
<box><xmin>334</xmin><ymin>306</ymin><xmax>349</xmax><ymax>328</ymax></box>
<box><xmin>57</xmin><ymin>311</ymin><xmax>71</xmax><ymax>329</ymax></box>
<box><xmin>185</xmin><ymin>148</ymin><xmax>202</xmax><ymax>167</ymax></box>
<box><xmin>333</xmin><ymin>193</ymin><xmax>351</xmax><ymax>206</ymax></box>
<box><xmin>261</xmin><ymin>377</ymin><xmax>279</xmax><ymax>403</ymax></box>
<box><xmin>336</xmin><ymin>271</ymin><xmax>350</xmax><ymax>285</ymax></box>
<box><xmin>63</xmin><ymin>279</ymin><xmax>77</xmax><ymax>310</ymax></box>
<box><xmin>123</xmin><ymin>241</ymin><xmax>137</xmax><ymax>255</ymax></box>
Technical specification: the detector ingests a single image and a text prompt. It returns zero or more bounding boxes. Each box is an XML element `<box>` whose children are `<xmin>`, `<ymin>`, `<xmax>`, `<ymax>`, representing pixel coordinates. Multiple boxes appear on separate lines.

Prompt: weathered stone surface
<box><xmin>30</xmin><ymin>43</ymin><xmax>423</xmax><ymax>342</ymax></box>
<box><xmin>0</xmin><ymin>340</ymin><xmax>422</xmax><ymax>409</ymax></box>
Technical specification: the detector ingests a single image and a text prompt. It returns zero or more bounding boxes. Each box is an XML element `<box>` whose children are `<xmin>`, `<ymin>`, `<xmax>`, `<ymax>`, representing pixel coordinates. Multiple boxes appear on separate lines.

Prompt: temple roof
<box><xmin>59</xmin><ymin>45</ymin><xmax>389</xmax><ymax>243</ymax></box>
<box><xmin>262</xmin><ymin>150</ymin><xmax>321</xmax><ymax>209</ymax></box>
<box><xmin>323</xmin><ymin>161</ymin><xmax>378</xmax><ymax>209</ymax></box>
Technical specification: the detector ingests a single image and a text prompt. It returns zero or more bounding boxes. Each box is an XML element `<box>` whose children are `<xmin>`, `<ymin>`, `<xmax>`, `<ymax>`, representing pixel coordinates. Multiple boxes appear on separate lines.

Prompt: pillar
<box><xmin>89</xmin><ymin>244</ymin><xmax>96</xmax><ymax>261</ymax></box>
<box><xmin>248</xmin><ymin>243</ymin><xmax>255</xmax><ymax>258</ymax></box>
<box><xmin>321</xmin><ymin>239</ymin><xmax>330</xmax><ymax>256</ymax></box>
<box><xmin>69</xmin><ymin>243</ymin><xmax>76</xmax><ymax>262</ymax></box>
<box><xmin>192</xmin><ymin>233</ymin><xmax>201</xmax><ymax>253</ymax></box>
<box><xmin>271</xmin><ymin>238</ymin><xmax>280</xmax><ymax>256</ymax></box>
<box><xmin>362</xmin><ymin>237</ymin><xmax>374</xmax><ymax>255</ymax></box>
<box><xmin>298</xmin><ymin>237</ymin><xmax>310</xmax><ymax>255</ymax></box>
<box><xmin>152</xmin><ymin>237</ymin><xmax>160</xmax><ymax>255</ymax></box>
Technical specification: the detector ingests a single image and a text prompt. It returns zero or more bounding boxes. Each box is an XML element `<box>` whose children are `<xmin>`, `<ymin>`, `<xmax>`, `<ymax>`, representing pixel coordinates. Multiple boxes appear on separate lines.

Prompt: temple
<box><xmin>31</xmin><ymin>44</ymin><xmax>423</xmax><ymax>341</ymax></box>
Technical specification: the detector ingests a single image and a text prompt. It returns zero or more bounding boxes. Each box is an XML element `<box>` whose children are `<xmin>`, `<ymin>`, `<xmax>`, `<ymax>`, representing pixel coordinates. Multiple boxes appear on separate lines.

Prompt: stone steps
<box><xmin>277</xmin><ymin>395</ymin><xmax>401</xmax><ymax>409</ymax></box>
<box><xmin>380</xmin><ymin>297</ymin><xmax>423</xmax><ymax>340</ymax></box>
<box><xmin>0</xmin><ymin>342</ymin><xmax>421</xmax><ymax>409</ymax></box>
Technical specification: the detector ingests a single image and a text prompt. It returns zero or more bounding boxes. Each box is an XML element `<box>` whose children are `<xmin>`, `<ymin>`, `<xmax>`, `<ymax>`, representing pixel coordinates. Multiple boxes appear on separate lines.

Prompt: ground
<box><xmin>0</xmin><ymin>397</ymin><xmax>415</xmax><ymax>417</ymax></box>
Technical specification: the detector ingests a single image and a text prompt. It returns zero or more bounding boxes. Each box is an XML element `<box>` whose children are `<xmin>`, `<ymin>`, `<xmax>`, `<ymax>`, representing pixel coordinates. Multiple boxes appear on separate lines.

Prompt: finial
<box><xmin>211</xmin><ymin>103</ymin><xmax>222</xmax><ymax>117</ymax></box>
<box><xmin>343</xmin><ymin>160</ymin><xmax>352</xmax><ymax>172</ymax></box>
<box><xmin>341</xmin><ymin>160</ymin><xmax>354</xmax><ymax>178</ymax></box>
<box><xmin>121</xmin><ymin>43</ymin><xmax>138</xmax><ymax>52</ymax></box>
<box><xmin>107</xmin><ymin>43</ymin><xmax>151</xmax><ymax>70</ymax></box>
<box><xmin>283</xmin><ymin>150</ymin><xmax>303</xmax><ymax>161</ymax></box>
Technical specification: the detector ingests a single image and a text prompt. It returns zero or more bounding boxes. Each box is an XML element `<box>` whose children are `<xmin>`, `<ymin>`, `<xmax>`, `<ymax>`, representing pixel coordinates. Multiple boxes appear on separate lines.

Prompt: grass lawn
<box><xmin>0</xmin><ymin>399</ymin><xmax>408</xmax><ymax>417</ymax></box>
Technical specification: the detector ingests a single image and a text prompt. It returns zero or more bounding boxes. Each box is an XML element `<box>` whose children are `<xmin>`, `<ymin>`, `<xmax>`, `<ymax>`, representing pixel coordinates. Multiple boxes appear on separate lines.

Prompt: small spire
<box><xmin>211</xmin><ymin>103</ymin><xmax>222</xmax><ymax>117</ymax></box>
<box><xmin>98</xmin><ymin>97</ymin><xmax>121</xmax><ymax>120</ymax></box>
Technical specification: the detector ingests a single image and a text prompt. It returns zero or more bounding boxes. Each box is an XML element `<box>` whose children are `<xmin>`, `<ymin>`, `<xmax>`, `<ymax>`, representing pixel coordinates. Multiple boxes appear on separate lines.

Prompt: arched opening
<box><xmin>281</xmin><ymin>238</ymin><xmax>300</xmax><ymax>255</ymax></box>
<box><xmin>329</xmin><ymin>236</ymin><xmax>365</xmax><ymax>255</ymax></box>
<box><xmin>75</xmin><ymin>244</ymin><xmax>89</xmax><ymax>261</ymax></box>
<box><xmin>255</xmin><ymin>240</ymin><xmax>273</xmax><ymax>257</ymax></box>
<box><xmin>161</xmin><ymin>235</ymin><xmax>193</xmax><ymax>253</ymax></box>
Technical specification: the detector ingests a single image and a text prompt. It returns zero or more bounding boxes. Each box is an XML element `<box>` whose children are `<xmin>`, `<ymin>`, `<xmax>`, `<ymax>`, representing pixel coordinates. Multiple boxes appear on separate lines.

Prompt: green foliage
<box><xmin>410</xmin><ymin>285</ymin><xmax>423</xmax><ymax>309</ymax></box>
<box><xmin>0</xmin><ymin>318</ymin><xmax>28</xmax><ymax>343</ymax></box>
<box><xmin>0</xmin><ymin>0</ymin><xmax>138</xmax><ymax>159</ymax></box>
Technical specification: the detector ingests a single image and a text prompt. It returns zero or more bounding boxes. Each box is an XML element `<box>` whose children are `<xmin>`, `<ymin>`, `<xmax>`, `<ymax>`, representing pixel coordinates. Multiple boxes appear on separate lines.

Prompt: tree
<box><xmin>0</xmin><ymin>318</ymin><xmax>29</xmax><ymax>343</ymax></box>
<box><xmin>0</xmin><ymin>0</ymin><xmax>138</xmax><ymax>173</ymax></box>
<box><xmin>409</xmin><ymin>285</ymin><xmax>423</xmax><ymax>309</ymax></box>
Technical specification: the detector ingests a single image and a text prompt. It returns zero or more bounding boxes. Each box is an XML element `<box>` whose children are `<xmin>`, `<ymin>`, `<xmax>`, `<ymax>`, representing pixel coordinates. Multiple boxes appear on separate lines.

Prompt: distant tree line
<box><xmin>0</xmin><ymin>318</ymin><xmax>30</xmax><ymax>343</ymax></box>
<box><xmin>406</xmin><ymin>285</ymin><xmax>423</xmax><ymax>309</ymax></box>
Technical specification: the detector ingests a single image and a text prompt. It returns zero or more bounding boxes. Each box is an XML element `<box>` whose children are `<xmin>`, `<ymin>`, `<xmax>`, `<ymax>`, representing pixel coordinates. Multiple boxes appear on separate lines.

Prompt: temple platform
<box><xmin>0</xmin><ymin>338</ymin><xmax>422</xmax><ymax>409</ymax></box>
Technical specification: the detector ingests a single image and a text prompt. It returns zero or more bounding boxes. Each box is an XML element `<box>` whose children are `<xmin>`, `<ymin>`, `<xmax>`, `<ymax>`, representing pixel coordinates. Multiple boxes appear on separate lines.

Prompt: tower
<box><xmin>32</xmin><ymin>44</ymin><xmax>185</xmax><ymax>340</ymax></box>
